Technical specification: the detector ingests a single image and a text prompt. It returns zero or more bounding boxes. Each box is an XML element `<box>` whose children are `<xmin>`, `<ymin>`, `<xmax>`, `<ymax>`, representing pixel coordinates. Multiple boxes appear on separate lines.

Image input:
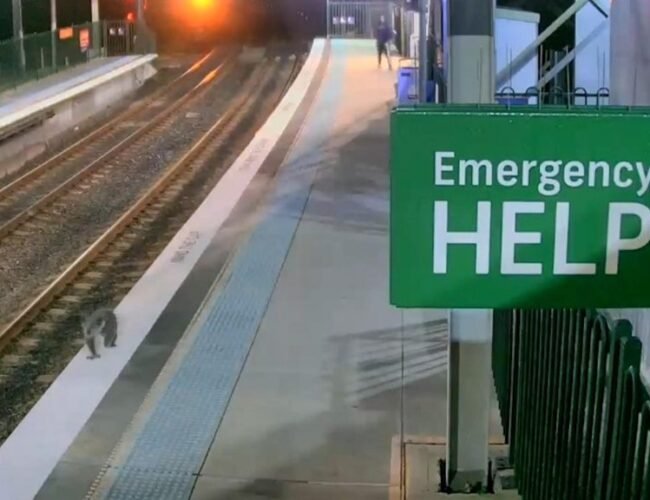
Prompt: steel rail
<box><xmin>0</xmin><ymin>58</ymin><xmax>236</xmax><ymax>240</ymax></box>
<box><xmin>0</xmin><ymin>58</ymin><xmax>278</xmax><ymax>352</ymax></box>
<box><xmin>0</xmin><ymin>48</ymin><xmax>223</xmax><ymax>202</ymax></box>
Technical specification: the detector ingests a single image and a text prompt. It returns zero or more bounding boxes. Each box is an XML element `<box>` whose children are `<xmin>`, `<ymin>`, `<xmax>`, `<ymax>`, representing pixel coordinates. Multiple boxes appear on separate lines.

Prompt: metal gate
<box><xmin>327</xmin><ymin>1</ymin><xmax>396</xmax><ymax>38</ymax></box>
<box><xmin>104</xmin><ymin>21</ymin><xmax>135</xmax><ymax>57</ymax></box>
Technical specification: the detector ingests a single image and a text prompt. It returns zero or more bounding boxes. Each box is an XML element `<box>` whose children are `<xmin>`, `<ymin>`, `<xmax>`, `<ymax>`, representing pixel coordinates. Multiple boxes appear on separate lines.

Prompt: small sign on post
<box><xmin>391</xmin><ymin>106</ymin><xmax>650</xmax><ymax>309</ymax></box>
<box><xmin>79</xmin><ymin>28</ymin><xmax>90</xmax><ymax>52</ymax></box>
<box><xmin>59</xmin><ymin>27</ymin><xmax>73</xmax><ymax>40</ymax></box>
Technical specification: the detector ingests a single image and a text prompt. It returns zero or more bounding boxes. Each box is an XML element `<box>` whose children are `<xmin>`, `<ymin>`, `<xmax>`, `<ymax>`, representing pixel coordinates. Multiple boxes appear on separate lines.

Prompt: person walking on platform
<box><xmin>375</xmin><ymin>16</ymin><xmax>393</xmax><ymax>70</ymax></box>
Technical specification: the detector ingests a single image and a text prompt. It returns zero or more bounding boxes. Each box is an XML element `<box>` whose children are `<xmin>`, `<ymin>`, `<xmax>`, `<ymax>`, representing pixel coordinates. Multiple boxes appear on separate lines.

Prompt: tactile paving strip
<box><xmin>101</xmin><ymin>44</ymin><xmax>346</xmax><ymax>499</ymax></box>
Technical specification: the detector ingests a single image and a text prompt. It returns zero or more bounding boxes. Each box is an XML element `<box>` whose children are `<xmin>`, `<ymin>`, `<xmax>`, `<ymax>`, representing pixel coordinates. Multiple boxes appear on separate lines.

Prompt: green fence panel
<box><xmin>0</xmin><ymin>20</ymin><xmax>149</xmax><ymax>94</ymax></box>
<box><xmin>579</xmin><ymin>318</ymin><xmax>607</xmax><ymax>499</ymax></box>
<box><xmin>541</xmin><ymin>310</ymin><xmax>560</xmax><ymax>499</ymax></box>
<box><xmin>515</xmin><ymin>310</ymin><xmax>529</xmax><ymax>493</ymax></box>
<box><xmin>531</xmin><ymin>310</ymin><xmax>548</xmax><ymax>496</ymax></box>
<box><xmin>632</xmin><ymin>404</ymin><xmax>650</xmax><ymax>498</ymax></box>
<box><xmin>596</xmin><ymin>323</ymin><xmax>632</xmax><ymax>498</ymax></box>
<box><xmin>622</xmin><ymin>371</ymin><xmax>644</xmax><ymax>500</ymax></box>
<box><xmin>568</xmin><ymin>311</ymin><xmax>592</xmax><ymax>499</ymax></box>
<box><xmin>526</xmin><ymin>311</ymin><xmax>540</xmax><ymax>497</ymax></box>
<box><xmin>492</xmin><ymin>310</ymin><xmax>507</xmax><ymax>433</ymax></box>
<box><xmin>551</xmin><ymin>310</ymin><xmax>572</xmax><ymax>499</ymax></box>
<box><xmin>508</xmin><ymin>310</ymin><xmax>520</xmax><ymax>462</ymax></box>
<box><xmin>493</xmin><ymin>310</ymin><xmax>650</xmax><ymax>499</ymax></box>
<box><xmin>607</xmin><ymin>341</ymin><xmax>641</xmax><ymax>499</ymax></box>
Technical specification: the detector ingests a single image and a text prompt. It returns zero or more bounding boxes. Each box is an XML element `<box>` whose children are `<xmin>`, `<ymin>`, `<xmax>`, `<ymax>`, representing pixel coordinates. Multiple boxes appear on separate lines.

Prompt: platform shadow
<box><xmin>188</xmin><ymin>318</ymin><xmax>448</xmax><ymax>500</ymax></box>
<box><xmin>264</xmin><ymin>103</ymin><xmax>391</xmax><ymax>237</ymax></box>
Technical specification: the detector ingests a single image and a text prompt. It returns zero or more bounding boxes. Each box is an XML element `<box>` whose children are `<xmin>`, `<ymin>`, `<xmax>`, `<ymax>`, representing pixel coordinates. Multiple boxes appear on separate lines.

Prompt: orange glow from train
<box><xmin>171</xmin><ymin>0</ymin><xmax>225</xmax><ymax>30</ymax></box>
<box><xmin>191</xmin><ymin>0</ymin><xmax>212</xmax><ymax>10</ymax></box>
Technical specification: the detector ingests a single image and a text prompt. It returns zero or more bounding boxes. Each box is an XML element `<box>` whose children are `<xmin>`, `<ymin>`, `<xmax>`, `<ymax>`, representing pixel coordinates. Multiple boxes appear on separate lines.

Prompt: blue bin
<box><xmin>397</xmin><ymin>67</ymin><xmax>436</xmax><ymax>104</ymax></box>
<box><xmin>397</xmin><ymin>67</ymin><xmax>419</xmax><ymax>105</ymax></box>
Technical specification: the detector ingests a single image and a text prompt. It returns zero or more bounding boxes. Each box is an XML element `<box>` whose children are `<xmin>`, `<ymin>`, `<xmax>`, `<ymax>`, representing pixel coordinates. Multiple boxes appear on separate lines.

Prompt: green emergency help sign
<box><xmin>390</xmin><ymin>106</ymin><xmax>650</xmax><ymax>308</ymax></box>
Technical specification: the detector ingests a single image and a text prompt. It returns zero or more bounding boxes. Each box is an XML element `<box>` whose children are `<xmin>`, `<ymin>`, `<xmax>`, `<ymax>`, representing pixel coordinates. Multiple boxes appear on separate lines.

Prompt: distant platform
<box><xmin>0</xmin><ymin>54</ymin><xmax>157</xmax><ymax>177</ymax></box>
<box><xmin>0</xmin><ymin>55</ymin><xmax>156</xmax><ymax>127</ymax></box>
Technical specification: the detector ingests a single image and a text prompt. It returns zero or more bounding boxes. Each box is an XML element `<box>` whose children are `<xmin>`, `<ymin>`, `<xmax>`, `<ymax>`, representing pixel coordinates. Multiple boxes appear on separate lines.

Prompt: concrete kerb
<box><xmin>0</xmin><ymin>55</ymin><xmax>157</xmax><ymax>178</ymax></box>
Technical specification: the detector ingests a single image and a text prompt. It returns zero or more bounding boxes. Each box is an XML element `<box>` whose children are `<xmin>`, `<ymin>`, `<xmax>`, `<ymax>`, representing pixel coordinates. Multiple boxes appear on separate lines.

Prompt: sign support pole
<box><xmin>446</xmin><ymin>0</ymin><xmax>495</xmax><ymax>491</ymax></box>
<box><xmin>447</xmin><ymin>310</ymin><xmax>493</xmax><ymax>489</ymax></box>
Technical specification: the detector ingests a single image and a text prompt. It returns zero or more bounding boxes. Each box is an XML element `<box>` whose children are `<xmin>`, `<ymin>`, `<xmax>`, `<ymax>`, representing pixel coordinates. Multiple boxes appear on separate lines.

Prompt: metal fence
<box><xmin>495</xmin><ymin>87</ymin><xmax>610</xmax><ymax>107</ymax></box>
<box><xmin>326</xmin><ymin>1</ymin><xmax>396</xmax><ymax>38</ymax></box>
<box><xmin>0</xmin><ymin>21</ymin><xmax>149</xmax><ymax>93</ymax></box>
<box><xmin>493</xmin><ymin>309</ymin><xmax>650</xmax><ymax>499</ymax></box>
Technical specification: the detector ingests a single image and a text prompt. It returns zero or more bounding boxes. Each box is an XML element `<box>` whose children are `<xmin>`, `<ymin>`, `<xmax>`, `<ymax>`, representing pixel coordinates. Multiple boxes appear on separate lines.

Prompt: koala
<box><xmin>81</xmin><ymin>309</ymin><xmax>118</xmax><ymax>360</ymax></box>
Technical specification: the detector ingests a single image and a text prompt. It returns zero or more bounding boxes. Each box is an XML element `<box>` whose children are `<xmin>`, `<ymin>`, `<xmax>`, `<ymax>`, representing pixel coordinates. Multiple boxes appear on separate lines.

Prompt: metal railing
<box><xmin>327</xmin><ymin>1</ymin><xmax>396</xmax><ymax>38</ymax></box>
<box><xmin>496</xmin><ymin>86</ymin><xmax>611</xmax><ymax>107</ymax></box>
<box><xmin>493</xmin><ymin>309</ymin><xmax>650</xmax><ymax>499</ymax></box>
<box><xmin>0</xmin><ymin>21</ymin><xmax>152</xmax><ymax>94</ymax></box>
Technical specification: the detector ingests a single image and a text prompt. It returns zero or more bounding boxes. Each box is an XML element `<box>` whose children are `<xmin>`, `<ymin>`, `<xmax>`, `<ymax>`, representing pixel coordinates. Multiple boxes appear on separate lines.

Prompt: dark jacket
<box><xmin>376</xmin><ymin>22</ymin><xmax>392</xmax><ymax>45</ymax></box>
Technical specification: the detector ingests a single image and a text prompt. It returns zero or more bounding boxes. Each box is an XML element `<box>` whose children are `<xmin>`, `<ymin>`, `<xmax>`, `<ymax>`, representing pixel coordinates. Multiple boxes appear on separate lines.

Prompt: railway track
<box><xmin>0</xmin><ymin>54</ymin><xmax>251</xmax><ymax>326</ymax></box>
<box><xmin>0</xmin><ymin>49</ymin><xmax>303</xmax><ymax>443</ymax></box>
<box><xmin>0</xmin><ymin>54</ymin><xmax>236</xmax><ymax>239</ymax></box>
<box><xmin>0</xmin><ymin>50</ymin><xmax>223</xmax><ymax>190</ymax></box>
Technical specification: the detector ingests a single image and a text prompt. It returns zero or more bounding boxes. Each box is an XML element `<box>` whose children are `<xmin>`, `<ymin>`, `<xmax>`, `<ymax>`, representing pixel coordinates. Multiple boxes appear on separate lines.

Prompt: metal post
<box><xmin>536</xmin><ymin>18</ymin><xmax>608</xmax><ymax>89</ymax></box>
<box><xmin>90</xmin><ymin>0</ymin><xmax>101</xmax><ymax>57</ymax></box>
<box><xmin>50</xmin><ymin>0</ymin><xmax>57</xmax><ymax>70</ymax></box>
<box><xmin>91</xmin><ymin>0</ymin><xmax>99</xmax><ymax>23</ymax></box>
<box><xmin>12</xmin><ymin>0</ymin><xmax>25</xmax><ymax>72</ymax></box>
<box><xmin>135</xmin><ymin>0</ymin><xmax>155</xmax><ymax>53</ymax></box>
<box><xmin>50</xmin><ymin>0</ymin><xmax>56</xmax><ymax>31</ymax></box>
<box><xmin>137</xmin><ymin>0</ymin><xmax>144</xmax><ymax>20</ymax></box>
<box><xmin>447</xmin><ymin>310</ymin><xmax>493</xmax><ymax>490</ymax></box>
<box><xmin>418</xmin><ymin>0</ymin><xmax>428</xmax><ymax>102</ymax></box>
<box><xmin>446</xmin><ymin>0</ymin><xmax>494</xmax><ymax>491</ymax></box>
<box><xmin>326</xmin><ymin>0</ymin><xmax>331</xmax><ymax>38</ymax></box>
<box><xmin>447</xmin><ymin>0</ymin><xmax>494</xmax><ymax>104</ymax></box>
<box><xmin>11</xmin><ymin>0</ymin><xmax>23</xmax><ymax>39</ymax></box>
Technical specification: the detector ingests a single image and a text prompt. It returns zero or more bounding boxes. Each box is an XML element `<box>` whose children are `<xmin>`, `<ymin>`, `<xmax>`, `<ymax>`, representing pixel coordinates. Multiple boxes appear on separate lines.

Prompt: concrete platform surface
<box><xmin>192</xmin><ymin>42</ymin><xmax>446</xmax><ymax>498</ymax></box>
<box><xmin>99</xmin><ymin>40</ymin><xmax>447</xmax><ymax>499</ymax></box>
<box><xmin>0</xmin><ymin>54</ymin><xmax>157</xmax><ymax>179</ymax></box>
<box><xmin>0</xmin><ymin>56</ymin><xmax>143</xmax><ymax>117</ymax></box>
<box><xmin>29</xmin><ymin>39</ymin><xmax>501</xmax><ymax>500</ymax></box>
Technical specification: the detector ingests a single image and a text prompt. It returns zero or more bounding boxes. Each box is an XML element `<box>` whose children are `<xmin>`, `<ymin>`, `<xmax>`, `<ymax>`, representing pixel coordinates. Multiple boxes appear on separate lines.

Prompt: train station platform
<box><xmin>0</xmin><ymin>54</ymin><xmax>157</xmax><ymax>177</ymax></box>
<box><xmin>0</xmin><ymin>39</ymin><xmax>501</xmax><ymax>500</ymax></box>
